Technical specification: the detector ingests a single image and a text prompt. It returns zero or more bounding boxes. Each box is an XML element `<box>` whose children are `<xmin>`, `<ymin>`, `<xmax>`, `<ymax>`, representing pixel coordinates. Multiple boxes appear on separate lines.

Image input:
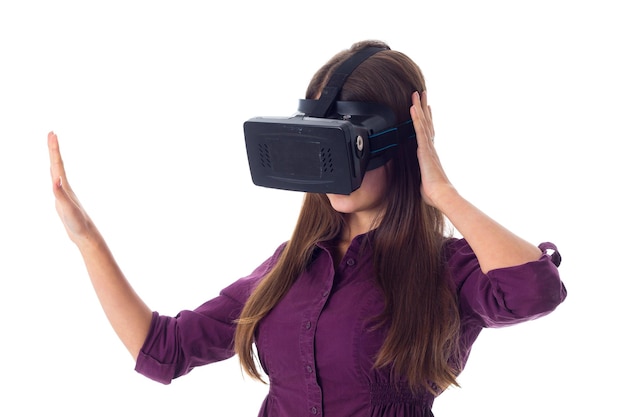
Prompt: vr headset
<box><xmin>243</xmin><ymin>46</ymin><xmax>415</xmax><ymax>195</ymax></box>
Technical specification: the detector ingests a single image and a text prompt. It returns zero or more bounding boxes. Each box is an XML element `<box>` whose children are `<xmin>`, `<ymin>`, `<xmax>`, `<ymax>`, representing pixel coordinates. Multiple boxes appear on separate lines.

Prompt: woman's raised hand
<box><xmin>409</xmin><ymin>91</ymin><xmax>456</xmax><ymax>209</ymax></box>
<box><xmin>48</xmin><ymin>131</ymin><xmax>93</xmax><ymax>244</ymax></box>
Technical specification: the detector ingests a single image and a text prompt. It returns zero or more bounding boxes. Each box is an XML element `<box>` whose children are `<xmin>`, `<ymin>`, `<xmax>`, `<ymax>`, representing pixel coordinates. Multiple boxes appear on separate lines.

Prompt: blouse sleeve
<box><xmin>446</xmin><ymin>238</ymin><xmax>567</xmax><ymax>328</ymax></box>
<box><xmin>134</xmin><ymin>243</ymin><xmax>286</xmax><ymax>384</ymax></box>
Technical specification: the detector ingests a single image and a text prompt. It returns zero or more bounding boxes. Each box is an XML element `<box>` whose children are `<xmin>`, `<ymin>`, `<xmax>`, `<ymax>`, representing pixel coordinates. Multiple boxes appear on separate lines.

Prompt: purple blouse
<box><xmin>135</xmin><ymin>236</ymin><xmax>566</xmax><ymax>417</ymax></box>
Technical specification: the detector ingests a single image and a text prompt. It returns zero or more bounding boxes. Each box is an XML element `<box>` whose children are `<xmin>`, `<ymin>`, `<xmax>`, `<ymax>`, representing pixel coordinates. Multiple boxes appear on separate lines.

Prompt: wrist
<box><xmin>427</xmin><ymin>184</ymin><xmax>462</xmax><ymax>214</ymax></box>
<box><xmin>73</xmin><ymin>221</ymin><xmax>104</xmax><ymax>252</ymax></box>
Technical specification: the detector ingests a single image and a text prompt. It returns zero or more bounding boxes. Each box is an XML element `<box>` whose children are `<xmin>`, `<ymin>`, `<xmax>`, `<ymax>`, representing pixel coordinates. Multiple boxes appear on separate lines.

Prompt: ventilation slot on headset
<box><xmin>321</xmin><ymin>148</ymin><xmax>334</xmax><ymax>173</ymax></box>
<box><xmin>258</xmin><ymin>143</ymin><xmax>271</xmax><ymax>168</ymax></box>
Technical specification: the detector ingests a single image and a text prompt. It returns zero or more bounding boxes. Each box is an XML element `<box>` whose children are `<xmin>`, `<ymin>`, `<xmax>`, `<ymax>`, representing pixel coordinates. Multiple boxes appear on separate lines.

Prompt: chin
<box><xmin>327</xmin><ymin>194</ymin><xmax>356</xmax><ymax>214</ymax></box>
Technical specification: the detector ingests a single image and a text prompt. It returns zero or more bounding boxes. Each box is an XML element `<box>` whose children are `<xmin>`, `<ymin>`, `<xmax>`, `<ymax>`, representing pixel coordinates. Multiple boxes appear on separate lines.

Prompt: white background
<box><xmin>1</xmin><ymin>1</ymin><xmax>624</xmax><ymax>416</ymax></box>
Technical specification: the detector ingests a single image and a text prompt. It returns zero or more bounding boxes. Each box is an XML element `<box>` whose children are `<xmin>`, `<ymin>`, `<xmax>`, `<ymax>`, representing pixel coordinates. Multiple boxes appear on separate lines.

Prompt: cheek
<box><xmin>360</xmin><ymin>166</ymin><xmax>388</xmax><ymax>197</ymax></box>
<box><xmin>325</xmin><ymin>166</ymin><xmax>389</xmax><ymax>213</ymax></box>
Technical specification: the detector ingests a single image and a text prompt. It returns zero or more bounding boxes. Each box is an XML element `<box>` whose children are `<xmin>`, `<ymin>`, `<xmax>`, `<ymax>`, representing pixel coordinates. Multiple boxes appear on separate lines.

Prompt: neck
<box><xmin>340</xmin><ymin>211</ymin><xmax>380</xmax><ymax>243</ymax></box>
<box><xmin>332</xmin><ymin>212</ymin><xmax>378</xmax><ymax>266</ymax></box>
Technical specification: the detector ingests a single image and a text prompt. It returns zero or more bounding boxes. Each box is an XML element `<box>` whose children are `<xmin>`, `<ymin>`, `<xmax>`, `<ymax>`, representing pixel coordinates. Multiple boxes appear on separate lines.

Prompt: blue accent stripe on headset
<box><xmin>370</xmin><ymin>120</ymin><xmax>415</xmax><ymax>154</ymax></box>
<box><xmin>371</xmin><ymin>144</ymin><xmax>398</xmax><ymax>154</ymax></box>
<box><xmin>370</xmin><ymin>120</ymin><xmax>413</xmax><ymax>139</ymax></box>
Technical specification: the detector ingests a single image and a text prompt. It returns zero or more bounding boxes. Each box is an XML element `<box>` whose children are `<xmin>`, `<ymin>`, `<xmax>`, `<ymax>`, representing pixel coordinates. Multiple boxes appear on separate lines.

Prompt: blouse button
<box><xmin>310</xmin><ymin>407</ymin><xmax>318</xmax><ymax>415</ymax></box>
<box><xmin>306</xmin><ymin>365</ymin><xmax>313</xmax><ymax>373</ymax></box>
<box><xmin>304</xmin><ymin>321</ymin><xmax>312</xmax><ymax>330</ymax></box>
<box><xmin>346</xmin><ymin>258</ymin><xmax>355</xmax><ymax>266</ymax></box>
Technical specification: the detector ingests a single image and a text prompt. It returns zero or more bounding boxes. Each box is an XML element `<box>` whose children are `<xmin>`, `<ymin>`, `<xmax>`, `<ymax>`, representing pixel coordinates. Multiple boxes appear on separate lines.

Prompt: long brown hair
<box><xmin>235</xmin><ymin>40</ymin><xmax>461</xmax><ymax>394</ymax></box>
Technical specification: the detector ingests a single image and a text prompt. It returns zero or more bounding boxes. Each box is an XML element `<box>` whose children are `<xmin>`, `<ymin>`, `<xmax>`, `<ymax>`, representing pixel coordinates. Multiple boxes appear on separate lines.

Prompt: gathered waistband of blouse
<box><xmin>369</xmin><ymin>383</ymin><xmax>435</xmax><ymax>408</ymax></box>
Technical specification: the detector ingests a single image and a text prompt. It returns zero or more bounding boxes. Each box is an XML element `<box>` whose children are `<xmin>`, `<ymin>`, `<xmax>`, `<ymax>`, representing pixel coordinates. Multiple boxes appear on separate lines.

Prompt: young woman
<box><xmin>48</xmin><ymin>40</ymin><xmax>566</xmax><ymax>417</ymax></box>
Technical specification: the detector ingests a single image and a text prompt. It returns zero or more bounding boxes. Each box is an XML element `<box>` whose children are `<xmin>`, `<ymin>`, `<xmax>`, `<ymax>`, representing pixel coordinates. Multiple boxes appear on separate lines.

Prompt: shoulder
<box><xmin>220</xmin><ymin>241</ymin><xmax>287</xmax><ymax>304</ymax></box>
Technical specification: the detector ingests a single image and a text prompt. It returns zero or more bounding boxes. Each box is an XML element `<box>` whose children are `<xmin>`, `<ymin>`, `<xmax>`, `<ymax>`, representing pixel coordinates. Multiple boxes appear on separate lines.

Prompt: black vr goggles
<box><xmin>243</xmin><ymin>46</ymin><xmax>415</xmax><ymax>195</ymax></box>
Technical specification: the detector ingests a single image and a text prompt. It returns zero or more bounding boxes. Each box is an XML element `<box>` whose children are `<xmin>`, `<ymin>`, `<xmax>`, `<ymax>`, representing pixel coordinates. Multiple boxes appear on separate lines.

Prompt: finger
<box><xmin>51</xmin><ymin>173</ymin><xmax>71</xmax><ymax>202</ymax></box>
<box><xmin>427</xmin><ymin>105</ymin><xmax>435</xmax><ymax>138</ymax></box>
<box><xmin>419</xmin><ymin>91</ymin><xmax>435</xmax><ymax>138</ymax></box>
<box><xmin>413</xmin><ymin>92</ymin><xmax>436</xmax><ymax>140</ymax></box>
<box><xmin>48</xmin><ymin>132</ymin><xmax>73</xmax><ymax>197</ymax></box>
<box><xmin>410</xmin><ymin>91</ymin><xmax>424</xmax><ymax>123</ymax></box>
<box><xmin>48</xmin><ymin>131</ymin><xmax>67</xmax><ymax>187</ymax></box>
<box><xmin>410</xmin><ymin>92</ymin><xmax>431</xmax><ymax>146</ymax></box>
<box><xmin>419</xmin><ymin>90</ymin><xmax>427</xmax><ymax>111</ymax></box>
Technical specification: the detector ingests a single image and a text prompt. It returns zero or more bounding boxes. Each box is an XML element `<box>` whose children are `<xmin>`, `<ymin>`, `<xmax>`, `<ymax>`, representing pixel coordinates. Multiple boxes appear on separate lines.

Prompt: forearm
<box><xmin>435</xmin><ymin>186</ymin><xmax>542</xmax><ymax>273</ymax></box>
<box><xmin>76</xmin><ymin>226</ymin><xmax>152</xmax><ymax>361</ymax></box>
